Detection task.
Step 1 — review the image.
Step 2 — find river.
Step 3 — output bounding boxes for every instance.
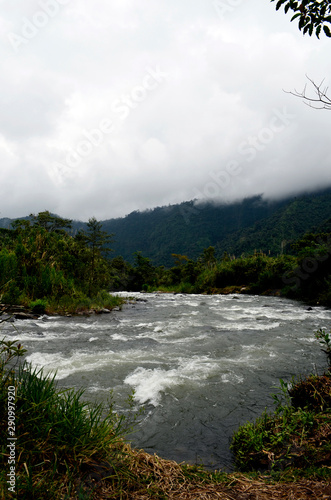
[3,292,331,470]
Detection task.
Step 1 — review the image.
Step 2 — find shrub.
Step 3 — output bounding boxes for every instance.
[29,299,48,315]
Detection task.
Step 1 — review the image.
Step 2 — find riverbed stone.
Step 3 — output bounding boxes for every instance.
[14,312,39,320]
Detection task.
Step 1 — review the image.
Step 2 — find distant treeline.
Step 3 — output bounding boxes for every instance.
[99,188,331,266]
[0,211,331,311]
[110,234,331,306]
[2,188,331,267]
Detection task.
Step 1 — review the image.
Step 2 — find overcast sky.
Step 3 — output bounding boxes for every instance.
[0,0,330,221]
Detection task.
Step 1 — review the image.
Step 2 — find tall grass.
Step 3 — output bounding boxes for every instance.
[46,290,125,315]
[0,338,135,499]
[231,374,331,481]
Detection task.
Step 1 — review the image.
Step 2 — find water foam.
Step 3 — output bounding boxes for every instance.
[124,356,219,406]
[111,333,129,342]
[26,349,116,380]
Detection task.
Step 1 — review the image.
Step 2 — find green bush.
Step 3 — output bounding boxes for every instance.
[29,299,48,315]
[231,373,331,479]
[2,283,21,305]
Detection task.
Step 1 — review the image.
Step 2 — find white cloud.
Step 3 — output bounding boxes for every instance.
[0,0,330,220]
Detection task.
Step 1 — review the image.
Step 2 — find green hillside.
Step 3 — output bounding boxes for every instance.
[101,188,331,265]
[100,195,289,266]
[1,188,331,267]
[221,190,331,258]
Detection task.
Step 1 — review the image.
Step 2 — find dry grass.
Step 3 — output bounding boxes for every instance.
[74,444,331,500]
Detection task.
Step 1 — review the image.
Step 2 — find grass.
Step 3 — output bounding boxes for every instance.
[0,338,134,499]
[2,289,127,317]
[230,330,331,484]
[40,290,126,316]
[1,332,331,499]
[231,374,331,482]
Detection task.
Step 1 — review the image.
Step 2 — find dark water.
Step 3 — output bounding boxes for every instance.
[3,292,331,470]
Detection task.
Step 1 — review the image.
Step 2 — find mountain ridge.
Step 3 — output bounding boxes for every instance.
[1,188,331,266]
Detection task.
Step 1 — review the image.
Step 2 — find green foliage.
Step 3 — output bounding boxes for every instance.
[283,233,331,306]
[29,210,73,232]
[0,212,121,313]
[271,0,331,37]
[231,371,331,479]
[2,200,331,306]
[78,217,113,296]
[107,228,331,305]
[0,339,138,499]
[129,252,158,291]
[0,337,27,386]
[289,373,331,412]
[108,255,133,291]
[98,194,292,266]
[29,299,48,315]
[3,190,331,270]
[315,328,331,367]
[88,189,331,267]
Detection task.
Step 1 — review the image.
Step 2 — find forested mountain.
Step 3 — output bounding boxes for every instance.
[99,188,331,266]
[100,195,288,266]
[220,190,331,258]
[1,188,331,267]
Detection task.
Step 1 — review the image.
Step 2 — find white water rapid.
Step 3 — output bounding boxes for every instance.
[3,292,331,469]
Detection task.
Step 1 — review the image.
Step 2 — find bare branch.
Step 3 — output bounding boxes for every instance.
[284,75,331,110]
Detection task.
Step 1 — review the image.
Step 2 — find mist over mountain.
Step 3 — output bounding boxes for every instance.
[1,188,331,267]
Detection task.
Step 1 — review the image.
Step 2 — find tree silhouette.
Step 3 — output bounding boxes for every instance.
[271,0,331,38]
[81,217,113,295]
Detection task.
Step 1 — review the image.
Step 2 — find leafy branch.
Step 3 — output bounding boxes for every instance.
[271,0,331,38]
[314,328,331,367]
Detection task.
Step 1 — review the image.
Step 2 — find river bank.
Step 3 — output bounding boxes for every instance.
[1,293,331,498]
[1,338,330,499]
[0,292,127,320]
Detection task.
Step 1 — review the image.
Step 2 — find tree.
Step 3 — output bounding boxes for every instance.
[271,0,331,38]
[80,217,113,295]
[285,75,331,110]
[29,211,72,232]
[200,246,217,270]
[131,252,157,291]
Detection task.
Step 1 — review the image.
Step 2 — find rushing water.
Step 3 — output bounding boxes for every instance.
[3,292,331,470]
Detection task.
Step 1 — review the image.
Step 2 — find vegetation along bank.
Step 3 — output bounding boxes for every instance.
[0,331,330,499]
[0,210,331,498]
[1,209,331,314]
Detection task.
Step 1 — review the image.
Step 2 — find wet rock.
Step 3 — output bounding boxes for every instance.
[14,312,39,320]
[0,314,15,322]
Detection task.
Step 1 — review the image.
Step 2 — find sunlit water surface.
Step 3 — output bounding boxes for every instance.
[4,292,331,470]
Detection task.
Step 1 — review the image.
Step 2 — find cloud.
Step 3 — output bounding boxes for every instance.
[0,0,330,220]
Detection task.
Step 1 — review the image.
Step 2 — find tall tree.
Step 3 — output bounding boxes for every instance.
[81,217,113,295]
[200,246,217,270]
[29,211,72,232]
[271,0,331,37]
